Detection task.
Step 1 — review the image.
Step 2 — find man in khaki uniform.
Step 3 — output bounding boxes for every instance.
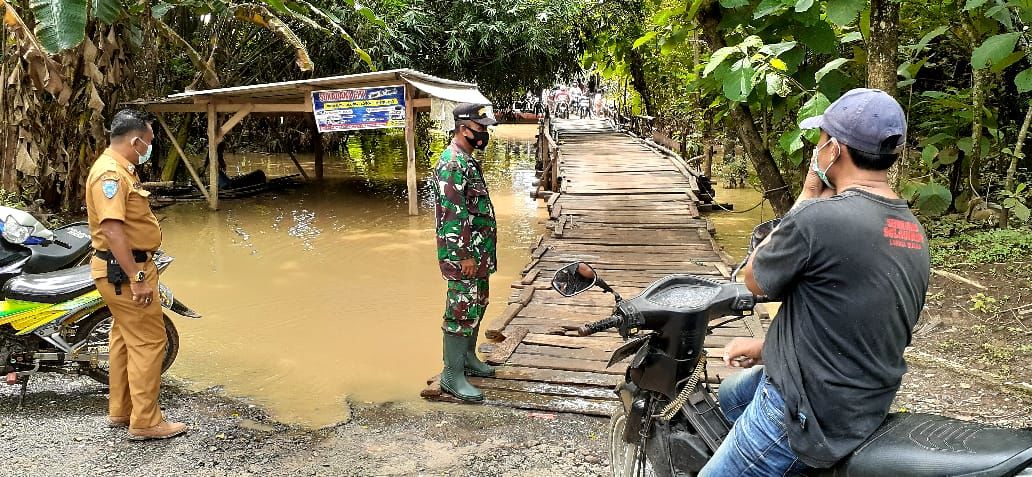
[85,109,186,440]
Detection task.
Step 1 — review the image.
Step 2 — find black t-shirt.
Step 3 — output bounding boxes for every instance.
[754,189,930,467]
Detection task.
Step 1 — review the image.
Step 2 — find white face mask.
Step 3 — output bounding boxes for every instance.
[810,138,838,189]
[132,137,153,164]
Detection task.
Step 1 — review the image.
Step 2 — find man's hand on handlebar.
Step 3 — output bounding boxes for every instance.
[723,337,764,368]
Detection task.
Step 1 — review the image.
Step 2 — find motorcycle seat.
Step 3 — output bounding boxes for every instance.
[23,223,92,274]
[2,265,96,304]
[811,413,1032,477]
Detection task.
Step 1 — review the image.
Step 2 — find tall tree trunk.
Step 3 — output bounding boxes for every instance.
[697,1,794,214]
[627,49,654,116]
[1006,101,1032,193]
[869,0,901,189]
[967,68,991,197]
[956,0,989,200]
[1002,101,1032,227]
[867,0,899,97]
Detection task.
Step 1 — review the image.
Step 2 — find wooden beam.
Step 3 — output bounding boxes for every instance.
[206,103,219,210]
[217,104,254,142]
[411,97,431,108]
[145,103,311,113]
[286,150,311,182]
[405,83,418,216]
[302,114,324,181]
[154,113,211,204]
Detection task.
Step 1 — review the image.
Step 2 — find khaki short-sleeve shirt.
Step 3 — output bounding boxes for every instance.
[85,148,161,278]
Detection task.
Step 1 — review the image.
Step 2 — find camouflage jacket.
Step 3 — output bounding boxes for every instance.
[434,145,497,280]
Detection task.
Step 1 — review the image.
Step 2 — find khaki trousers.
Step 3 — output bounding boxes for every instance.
[94,259,165,429]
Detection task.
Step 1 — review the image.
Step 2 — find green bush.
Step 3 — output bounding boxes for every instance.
[930,228,1032,266]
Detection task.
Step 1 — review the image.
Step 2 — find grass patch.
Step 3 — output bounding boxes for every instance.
[930,228,1032,267]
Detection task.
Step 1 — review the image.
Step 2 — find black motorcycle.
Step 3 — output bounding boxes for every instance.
[0,206,93,286]
[550,220,1032,477]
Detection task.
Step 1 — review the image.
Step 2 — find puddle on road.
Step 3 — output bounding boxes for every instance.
[156,125,545,427]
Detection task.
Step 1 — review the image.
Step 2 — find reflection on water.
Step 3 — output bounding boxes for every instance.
[706,186,778,262]
[157,125,545,427]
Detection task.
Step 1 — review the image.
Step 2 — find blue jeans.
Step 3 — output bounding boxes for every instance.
[698,366,809,477]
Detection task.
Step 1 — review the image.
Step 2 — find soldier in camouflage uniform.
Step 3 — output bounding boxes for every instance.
[433,103,498,402]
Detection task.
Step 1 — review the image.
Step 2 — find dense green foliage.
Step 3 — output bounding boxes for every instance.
[585,0,1032,227]
[367,0,583,102]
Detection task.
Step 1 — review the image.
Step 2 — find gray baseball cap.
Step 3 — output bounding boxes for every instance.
[799,88,907,155]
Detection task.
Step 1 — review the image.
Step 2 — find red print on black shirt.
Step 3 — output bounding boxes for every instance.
[883,218,924,250]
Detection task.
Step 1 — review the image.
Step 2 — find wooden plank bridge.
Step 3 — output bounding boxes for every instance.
[422,119,766,415]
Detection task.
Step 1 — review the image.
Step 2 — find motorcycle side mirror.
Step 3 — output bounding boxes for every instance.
[748,218,782,254]
[552,262,599,297]
[732,218,783,282]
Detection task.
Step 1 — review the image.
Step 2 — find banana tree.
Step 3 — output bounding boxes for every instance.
[0,0,381,209]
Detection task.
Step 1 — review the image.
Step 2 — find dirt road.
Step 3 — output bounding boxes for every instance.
[0,375,608,477]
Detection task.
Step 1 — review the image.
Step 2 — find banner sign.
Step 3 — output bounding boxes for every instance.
[311,85,406,132]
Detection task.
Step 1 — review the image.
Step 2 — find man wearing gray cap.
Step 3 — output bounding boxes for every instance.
[704,89,931,475]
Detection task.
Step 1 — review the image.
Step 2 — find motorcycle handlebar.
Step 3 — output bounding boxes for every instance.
[577,315,622,336]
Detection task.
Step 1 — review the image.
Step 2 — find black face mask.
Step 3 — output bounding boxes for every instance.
[464,126,490,151]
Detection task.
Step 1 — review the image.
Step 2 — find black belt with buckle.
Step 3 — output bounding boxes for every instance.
[95,249,151,296]
[95,249,150,263]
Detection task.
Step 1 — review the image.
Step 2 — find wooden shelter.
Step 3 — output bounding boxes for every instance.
[134,69,492,213]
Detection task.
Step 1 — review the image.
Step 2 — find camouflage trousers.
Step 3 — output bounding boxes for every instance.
[442,278,490,336]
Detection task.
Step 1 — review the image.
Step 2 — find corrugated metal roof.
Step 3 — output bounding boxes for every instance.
[134,69,489,106]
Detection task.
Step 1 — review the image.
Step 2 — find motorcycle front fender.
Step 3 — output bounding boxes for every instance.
[157,282,201,318]
[167,297,201,319]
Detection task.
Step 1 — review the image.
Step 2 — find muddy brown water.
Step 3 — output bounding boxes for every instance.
[705,186,778,262]
[157,125,545,427]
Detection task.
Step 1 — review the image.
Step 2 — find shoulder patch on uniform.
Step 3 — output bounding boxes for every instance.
[102,179,119,199]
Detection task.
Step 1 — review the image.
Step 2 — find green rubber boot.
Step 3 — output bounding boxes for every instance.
[465,324,496,377]
[441,333,484,402]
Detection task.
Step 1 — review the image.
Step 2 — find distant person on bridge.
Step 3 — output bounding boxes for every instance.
[432,103,499,402]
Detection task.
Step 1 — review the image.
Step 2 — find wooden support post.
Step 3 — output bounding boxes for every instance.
[302,92,324,181]
[313,121,324,181]
[207,103,219,210]
[155,113,211,204]
[404,84,418,216]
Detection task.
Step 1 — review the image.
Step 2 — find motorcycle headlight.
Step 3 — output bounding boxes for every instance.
[2,215,31,244]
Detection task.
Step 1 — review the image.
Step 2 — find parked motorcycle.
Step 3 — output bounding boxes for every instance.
[0,207,200,406]
[551,220,1032,477]
[0,206,93,286]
